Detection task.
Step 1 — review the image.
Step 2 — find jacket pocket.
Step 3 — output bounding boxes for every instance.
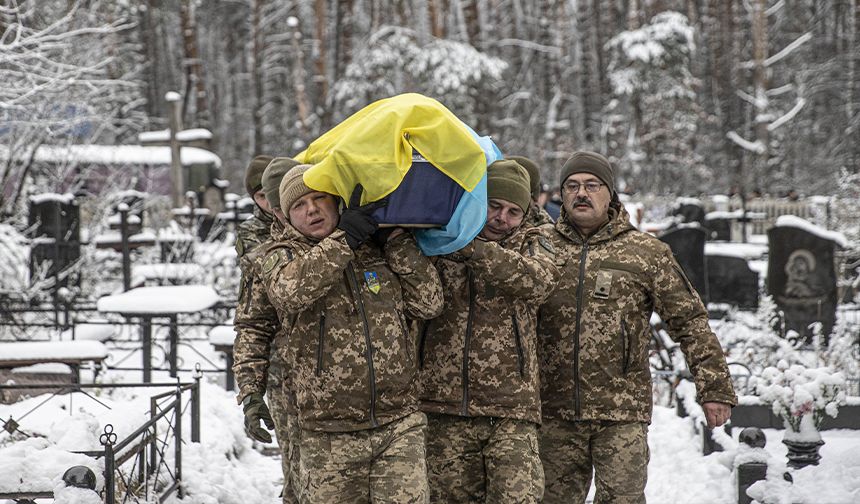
[512,314,525,378]
[315,311,326,376]
[620,319,631,375]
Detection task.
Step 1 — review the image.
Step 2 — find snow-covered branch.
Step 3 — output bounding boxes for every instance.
[764,32,812,67]
[768,98,806,131]
[727,131,767,154]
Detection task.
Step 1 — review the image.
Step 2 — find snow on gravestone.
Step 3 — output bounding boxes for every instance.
[767,216,846,345]
[659,225,709,304]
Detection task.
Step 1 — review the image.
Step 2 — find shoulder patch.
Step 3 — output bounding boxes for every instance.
[538,235,555,254]
[262,250,282,273]
[235,237,245,257]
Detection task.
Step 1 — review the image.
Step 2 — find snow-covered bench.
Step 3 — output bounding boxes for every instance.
[59,322,120,342]
[208,324,236,391]
[0,341,109,383]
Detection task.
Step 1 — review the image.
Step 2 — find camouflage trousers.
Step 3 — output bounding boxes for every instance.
[296,411,429,504]
[425,413,544,504]
[540,418,649,504]
[271,389,299,504]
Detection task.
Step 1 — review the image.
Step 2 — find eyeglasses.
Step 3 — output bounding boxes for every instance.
[563,181,605,194]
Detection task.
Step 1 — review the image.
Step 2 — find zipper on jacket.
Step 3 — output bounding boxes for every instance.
[621,318,630,375]
[573,242,590,418]
[461,268,476,416]
[347,263,378,427]
[511,313,525,378]
[418,321,430,369]
[316,311,326,376]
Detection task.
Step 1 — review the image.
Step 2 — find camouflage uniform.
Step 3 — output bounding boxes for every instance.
[419,226,558,503]
[537,204,737,504]
[256,225,443,503]
[235,206,274,257]
[234,218,300,503]
[523,202,554,229]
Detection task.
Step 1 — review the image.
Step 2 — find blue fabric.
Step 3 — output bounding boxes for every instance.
[415,173,488,256]
[461,122,503,165]
[372,160,465,226]
[413,125,502,255]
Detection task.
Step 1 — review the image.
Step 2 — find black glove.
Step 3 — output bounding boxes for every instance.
[337,184,387,250]
[242,392,274,443]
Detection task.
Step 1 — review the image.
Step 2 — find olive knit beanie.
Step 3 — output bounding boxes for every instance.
[279,164,313,212]
[262,157,300,209]
[507,156,541,201]
[559,151,615,196]
[487,160,531,213]
[244,155,274,197]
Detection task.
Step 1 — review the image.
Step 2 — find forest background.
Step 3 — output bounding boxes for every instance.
[2,0,859,211]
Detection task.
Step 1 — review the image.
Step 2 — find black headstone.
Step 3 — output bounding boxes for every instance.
[705,216,732,241]
[28,195,81,288]
[672,202,706,226]
[659,226,709,304]
[767,224,839,344]
[28,195,80,241]
[707,254,759,309]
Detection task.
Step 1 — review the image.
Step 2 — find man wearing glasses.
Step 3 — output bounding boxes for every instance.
[537,151,737,504]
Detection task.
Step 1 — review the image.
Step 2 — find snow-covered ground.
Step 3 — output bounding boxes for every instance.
[2,220,859,503]
[3,372,858,503]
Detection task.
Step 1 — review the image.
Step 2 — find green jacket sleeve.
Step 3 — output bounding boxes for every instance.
[465,229,559,303]
[233,256,280,404]
[262,230,354,313]
[384,233,444,320]
[651,245,737,406]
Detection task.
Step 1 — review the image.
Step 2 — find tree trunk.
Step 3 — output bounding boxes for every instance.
[751,0,769,186]
[180,0,209,126]
[463,0,480,46]
[250,0,265,153]
[314,0,329,126]
[334,0,354,82]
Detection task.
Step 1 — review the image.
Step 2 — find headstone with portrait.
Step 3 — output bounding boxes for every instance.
[767,217,845,345]
[659,225,709,305]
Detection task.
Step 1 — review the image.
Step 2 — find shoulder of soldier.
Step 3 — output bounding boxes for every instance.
[505,225,556,256]
[617,229,671,257]
[255,240,299,276]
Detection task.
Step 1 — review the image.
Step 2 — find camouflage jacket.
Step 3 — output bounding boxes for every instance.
[538,205,737,424]
[256,226,443,432]
[233,219,289,406]
[235,206,273,258]
[419,226,559,424]
[523,202,554,229]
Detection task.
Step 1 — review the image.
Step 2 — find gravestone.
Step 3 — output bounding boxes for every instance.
[707,254,759,309]
[672,200,706,226]
[659,226,709,304]
[28,194,81,288]
[767,219,841,345]
[705,214,732,241]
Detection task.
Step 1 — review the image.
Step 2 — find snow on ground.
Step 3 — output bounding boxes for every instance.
[2,231,859,503]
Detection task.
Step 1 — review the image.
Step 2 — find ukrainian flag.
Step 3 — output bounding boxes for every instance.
[295,93,501,255]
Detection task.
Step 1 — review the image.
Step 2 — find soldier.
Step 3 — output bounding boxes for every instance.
[537,151,737,504]
[508,155,554,228]
[253,164,444,503]
[419,160,559,503]
[236,154,275,258]
[234,156,300,503]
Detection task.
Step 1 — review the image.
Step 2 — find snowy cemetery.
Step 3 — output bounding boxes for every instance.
[4,1,860,503]
[1,149,859,503]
